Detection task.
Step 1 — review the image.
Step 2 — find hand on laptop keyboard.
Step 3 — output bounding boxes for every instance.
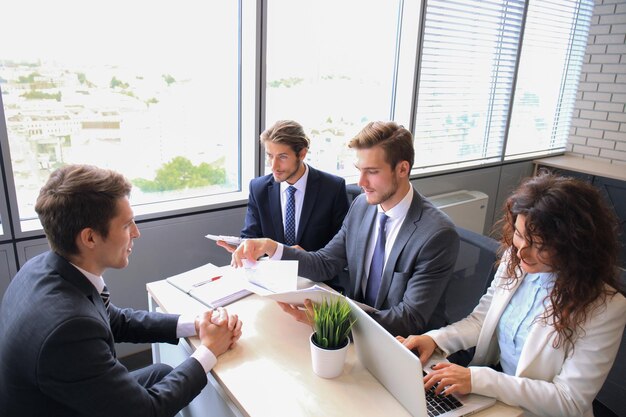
[423,362,472,396]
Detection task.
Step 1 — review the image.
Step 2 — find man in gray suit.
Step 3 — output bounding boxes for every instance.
[232,121,460,336]
[0,165,242,417]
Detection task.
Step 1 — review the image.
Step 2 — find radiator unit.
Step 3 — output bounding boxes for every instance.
[428,190,488,234]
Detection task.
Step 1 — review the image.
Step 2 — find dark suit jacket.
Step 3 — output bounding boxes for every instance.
[241,165,349,251]
[0,252,207,417]
[283,189,460,337]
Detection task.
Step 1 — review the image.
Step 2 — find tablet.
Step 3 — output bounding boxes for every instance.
[205,234,242,245]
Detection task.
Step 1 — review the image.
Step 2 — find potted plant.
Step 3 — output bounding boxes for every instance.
[308,297,356,378]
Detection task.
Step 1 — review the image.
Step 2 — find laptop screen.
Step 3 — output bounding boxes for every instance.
[347,298,496,417]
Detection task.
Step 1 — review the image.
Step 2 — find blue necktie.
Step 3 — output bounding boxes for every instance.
[365,213,389,306]
[284,186,297,246]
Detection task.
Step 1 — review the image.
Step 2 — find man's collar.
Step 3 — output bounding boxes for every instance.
[70,262,106,293]
[378,185,413,219]
[280,163,309,193]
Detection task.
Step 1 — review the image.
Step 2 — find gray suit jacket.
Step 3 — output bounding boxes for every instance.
[0,251,207,417]
[283,188,460,336]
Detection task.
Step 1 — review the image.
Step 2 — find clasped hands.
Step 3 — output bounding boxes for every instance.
[195,307,243,357]
[396,335,472,396]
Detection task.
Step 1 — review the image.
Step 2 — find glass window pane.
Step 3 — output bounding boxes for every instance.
[0,0,242,229]
[506,0,593,159]
[265,0,403,178]
[413,0,524,169]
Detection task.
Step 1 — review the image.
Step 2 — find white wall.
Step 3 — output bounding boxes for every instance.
[568,0,626,164]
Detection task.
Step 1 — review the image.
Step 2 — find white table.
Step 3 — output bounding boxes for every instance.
[147,278,523,417]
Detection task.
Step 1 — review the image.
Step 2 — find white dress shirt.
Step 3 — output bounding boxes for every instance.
[363,186,413,284]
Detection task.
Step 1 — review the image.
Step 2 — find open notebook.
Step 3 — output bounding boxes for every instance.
[166,263,252,308]
[166,260,301,308]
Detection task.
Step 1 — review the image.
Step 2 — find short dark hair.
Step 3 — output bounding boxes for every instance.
[260,120,310,155]
[35,165,132,257]
[348,121,414,169]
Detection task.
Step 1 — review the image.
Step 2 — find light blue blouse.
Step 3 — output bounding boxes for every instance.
[497,272,555,375]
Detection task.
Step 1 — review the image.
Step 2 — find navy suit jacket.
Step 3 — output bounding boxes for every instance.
[241,165,349,251]
[0,252,207,417]
[283,189,460,337]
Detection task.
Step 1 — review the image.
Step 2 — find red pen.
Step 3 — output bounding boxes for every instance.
[192,275,222,287]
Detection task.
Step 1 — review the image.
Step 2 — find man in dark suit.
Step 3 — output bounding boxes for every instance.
[232,121,460,337]
[217,120,349,252]
[217,120,350,291]
[0,165,242,417]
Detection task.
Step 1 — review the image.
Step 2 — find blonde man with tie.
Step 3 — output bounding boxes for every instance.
[232,121,460,337]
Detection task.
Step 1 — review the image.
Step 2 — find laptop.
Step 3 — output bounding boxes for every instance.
[347,298,496,417]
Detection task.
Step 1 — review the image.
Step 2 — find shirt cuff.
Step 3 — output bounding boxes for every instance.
[176,314,197,338]
[271,243,284,260]
[191,344,218,374]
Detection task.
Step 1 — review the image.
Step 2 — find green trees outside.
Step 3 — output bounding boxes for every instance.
[76,72,96,88]
[162,74,176,86]
[17,72,41,83]
[133,156,226,192]
[21,90,62,101]
[110,76,129,89]
[267,77,303,88]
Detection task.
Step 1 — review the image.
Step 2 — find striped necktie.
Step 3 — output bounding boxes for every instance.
[101,285,111,314]
[284,185,297,246]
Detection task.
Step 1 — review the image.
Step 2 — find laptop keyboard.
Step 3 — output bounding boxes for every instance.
[425,385,463,417]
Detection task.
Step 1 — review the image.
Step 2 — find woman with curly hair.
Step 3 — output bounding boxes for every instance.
[397,173,626,417]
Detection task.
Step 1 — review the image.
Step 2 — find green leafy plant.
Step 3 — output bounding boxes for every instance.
[309,297,356,349]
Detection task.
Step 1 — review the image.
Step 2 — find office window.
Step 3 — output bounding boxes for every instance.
[0,0,252,232]
[413,0,525,170]
[506,0,593,159]
[264,0,412,178]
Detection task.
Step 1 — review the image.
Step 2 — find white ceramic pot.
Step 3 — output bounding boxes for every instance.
[309,333,349,379]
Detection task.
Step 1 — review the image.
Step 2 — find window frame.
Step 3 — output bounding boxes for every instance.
[0,0,593,239]
[0,0,259,238]
[0,106,11,241]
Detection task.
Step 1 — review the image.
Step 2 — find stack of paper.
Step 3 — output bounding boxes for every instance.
[241,259,298,294]
[263,284,341,305]
[264,285,378,313]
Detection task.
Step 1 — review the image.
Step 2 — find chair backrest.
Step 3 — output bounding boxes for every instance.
[345,183,362,205]
[594,269,626,417]
[445,226,500,323]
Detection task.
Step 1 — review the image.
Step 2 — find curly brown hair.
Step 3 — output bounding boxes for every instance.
[497,172,622,349]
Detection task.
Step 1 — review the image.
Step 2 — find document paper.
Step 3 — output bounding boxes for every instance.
[242,259,298,294]
[166,263,222,294]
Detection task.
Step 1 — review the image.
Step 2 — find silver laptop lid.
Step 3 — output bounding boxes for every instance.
[348,298,497,417]
[348,298,427,417]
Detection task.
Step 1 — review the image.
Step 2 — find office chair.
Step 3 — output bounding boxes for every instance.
[445,226,500,324]
[593,268,626,417]
[345,184,362,205]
